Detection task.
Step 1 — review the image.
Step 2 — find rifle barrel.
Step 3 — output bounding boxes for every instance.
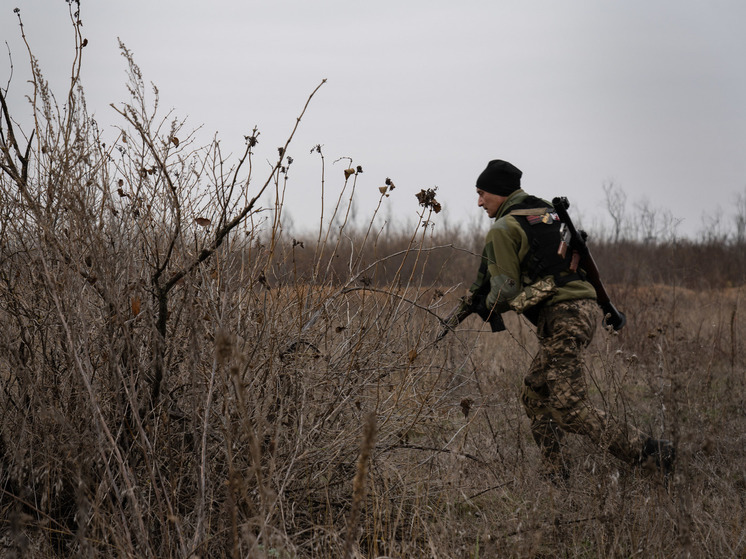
[552,196,626,331]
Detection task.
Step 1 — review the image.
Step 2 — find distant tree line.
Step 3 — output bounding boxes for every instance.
[279,180,746,291]
[600,180,746,246]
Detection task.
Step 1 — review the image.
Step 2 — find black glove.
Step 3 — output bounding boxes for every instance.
[472,292,506,332]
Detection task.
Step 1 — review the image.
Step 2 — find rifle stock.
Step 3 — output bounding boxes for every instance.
[552,197,626,330]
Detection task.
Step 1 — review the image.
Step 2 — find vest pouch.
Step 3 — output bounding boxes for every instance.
[509,276,557,314]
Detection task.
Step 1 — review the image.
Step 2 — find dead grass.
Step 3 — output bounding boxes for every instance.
[1,8,745,556]
[8,224,746,557]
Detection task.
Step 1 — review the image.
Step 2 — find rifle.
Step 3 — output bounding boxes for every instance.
[552,196,626,330]
[436,282,505,342]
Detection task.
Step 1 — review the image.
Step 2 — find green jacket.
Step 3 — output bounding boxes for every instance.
[468,189,596,317]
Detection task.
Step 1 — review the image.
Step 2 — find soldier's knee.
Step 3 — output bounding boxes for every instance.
[556,404,602,436]
[546,375,586,411]
[562,405,588,426]
[521,385,545,417]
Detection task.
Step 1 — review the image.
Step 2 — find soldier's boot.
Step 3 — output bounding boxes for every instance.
[537,431,570,485]
[539,456,570,485]
[531,419,570,484]
[639,438,675,478]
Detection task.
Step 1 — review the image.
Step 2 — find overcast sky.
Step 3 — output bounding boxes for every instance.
[3,1,746,239]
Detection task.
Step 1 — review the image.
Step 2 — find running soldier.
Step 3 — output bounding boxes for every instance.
[441,159,674,480]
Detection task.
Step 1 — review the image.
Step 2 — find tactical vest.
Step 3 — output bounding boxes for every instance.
[508,195,584,287]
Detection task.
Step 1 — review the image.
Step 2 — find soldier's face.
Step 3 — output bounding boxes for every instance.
[477,189,508,219]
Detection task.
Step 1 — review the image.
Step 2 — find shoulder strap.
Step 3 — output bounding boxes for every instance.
[508,207,552,217]
[506,195,554,217]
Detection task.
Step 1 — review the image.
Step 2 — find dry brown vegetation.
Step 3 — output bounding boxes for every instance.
[2,7,746,558]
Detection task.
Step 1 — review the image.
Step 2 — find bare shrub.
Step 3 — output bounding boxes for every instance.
[2,8,745,559]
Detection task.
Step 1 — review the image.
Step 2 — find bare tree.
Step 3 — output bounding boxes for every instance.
[657,207,683,244]
[733,188,746,245]
[700,206,729,244]
[634,197,658,244]
[633,199,684,245]
[603,180,627,243]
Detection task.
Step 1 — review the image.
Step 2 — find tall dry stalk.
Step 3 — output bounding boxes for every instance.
[342,412,377,559]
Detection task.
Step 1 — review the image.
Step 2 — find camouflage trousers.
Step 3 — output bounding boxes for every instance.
[521,299,647,468]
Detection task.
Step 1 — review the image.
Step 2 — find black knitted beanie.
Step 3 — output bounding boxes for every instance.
[476,159,522,196]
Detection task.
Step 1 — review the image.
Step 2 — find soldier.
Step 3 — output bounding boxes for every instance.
[441,159,674,480]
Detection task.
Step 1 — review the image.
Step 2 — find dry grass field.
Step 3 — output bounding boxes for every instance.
[2,9,746,556]
[1,229,744,558]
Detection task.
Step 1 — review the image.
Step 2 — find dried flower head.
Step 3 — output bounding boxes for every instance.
[416,188,442,213]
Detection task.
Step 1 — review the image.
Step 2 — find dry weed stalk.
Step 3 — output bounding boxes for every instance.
[342,412,376,559]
